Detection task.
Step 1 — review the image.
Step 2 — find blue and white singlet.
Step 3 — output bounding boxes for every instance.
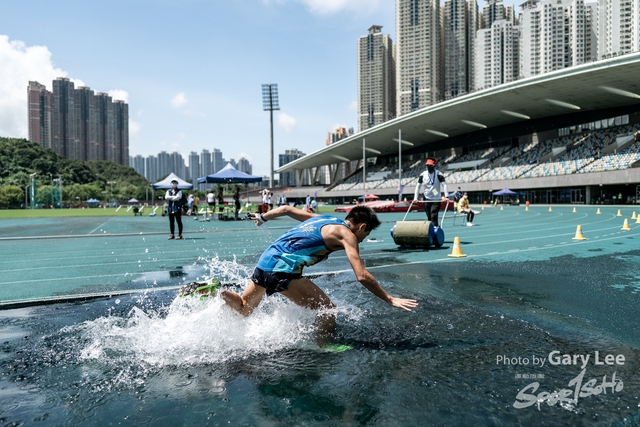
[256,216,349,274]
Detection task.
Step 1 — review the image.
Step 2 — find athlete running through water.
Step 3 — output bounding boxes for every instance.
[220,205,418,344]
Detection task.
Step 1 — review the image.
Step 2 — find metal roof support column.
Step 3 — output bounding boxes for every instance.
[363,138,366,198]
[295,169,303,187]
[398,128,402,201]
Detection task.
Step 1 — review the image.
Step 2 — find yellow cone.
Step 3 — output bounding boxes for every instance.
[596,208,601,214]
[572,225,587,240]
[621,218,632,231]
[617,209,622,217]
[636,215,640,224]
[572,207,577,213]
[500,206,504,211]
[549,206,553,212]
[525,206,529,211]
[448,236,467,258]
[633,212,637,220]
[481,206,484,210]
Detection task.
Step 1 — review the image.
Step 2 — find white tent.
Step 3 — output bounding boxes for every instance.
[152,173,193,190]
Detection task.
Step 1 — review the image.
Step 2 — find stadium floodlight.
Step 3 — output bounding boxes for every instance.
[262,84,280,188]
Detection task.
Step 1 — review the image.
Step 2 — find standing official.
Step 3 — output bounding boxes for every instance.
[414,157,448,227]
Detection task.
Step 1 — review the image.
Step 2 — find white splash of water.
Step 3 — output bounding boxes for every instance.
[74,294,318,368]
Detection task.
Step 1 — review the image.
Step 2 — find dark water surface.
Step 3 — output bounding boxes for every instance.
[2,249,640,426]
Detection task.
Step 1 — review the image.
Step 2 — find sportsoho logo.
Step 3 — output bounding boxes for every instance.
[496,351,626,410]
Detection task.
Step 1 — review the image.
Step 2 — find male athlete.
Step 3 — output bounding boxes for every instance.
[219,205,418,342]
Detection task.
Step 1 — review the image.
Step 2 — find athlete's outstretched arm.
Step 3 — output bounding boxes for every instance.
[338,229,418,312]
[249,205,317,226]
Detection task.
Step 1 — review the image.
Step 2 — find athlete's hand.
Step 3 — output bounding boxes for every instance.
[248,213,263,226]
[389,297,418,312]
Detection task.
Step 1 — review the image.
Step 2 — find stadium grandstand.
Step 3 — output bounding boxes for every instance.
[276,53,640,206]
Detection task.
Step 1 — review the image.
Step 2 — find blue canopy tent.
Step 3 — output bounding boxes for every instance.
[492,188,517,196]
[86,198,101,207]
[198,163,262,184]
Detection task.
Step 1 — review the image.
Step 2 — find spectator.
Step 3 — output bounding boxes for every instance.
[192,194,199,216]
[233,187,241,220]
[206,189,215,217]
[458,192,476,227]
[187,194,194,215]
[165,179,183,240]
[217,187,225,220]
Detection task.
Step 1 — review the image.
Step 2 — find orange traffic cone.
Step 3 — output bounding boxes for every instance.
[572,225,587,240]
[621,218,632,231]
[572,207,577,213]
[617,209,623,217]
[596,208,602,214]
[447,236,467,258]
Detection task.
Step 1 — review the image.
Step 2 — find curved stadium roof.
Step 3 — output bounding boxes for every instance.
[277,53,640,174]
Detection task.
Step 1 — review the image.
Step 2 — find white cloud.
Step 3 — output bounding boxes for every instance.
[129,119,141,135]
[171,92,188,108]
[277,112,297,133]
[108,89,129,103]
[301,0,380,14]
[262,0,381,15]
[0,35,69,138]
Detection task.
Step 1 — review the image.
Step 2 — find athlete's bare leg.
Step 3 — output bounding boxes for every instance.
[281,277,336,345]
[221,281,266,316]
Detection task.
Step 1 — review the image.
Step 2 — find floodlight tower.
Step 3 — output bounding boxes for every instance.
[262,84,280,188]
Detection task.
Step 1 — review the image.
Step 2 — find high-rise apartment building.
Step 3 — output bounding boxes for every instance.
[482,0,515,28]
[443,0,480,99]
[279,149,306,187]
[28,78,129,165]
[75,86,97,161]
[596,0,640,59]
[520,0,597,78]
[475,19,520,90]
[52,78,78,160]
[212,148,224,173]
[357,25,396,131]
[188,151,200,182]
[130,155,145,177]
[395,0,443,116]
[27,81,53,150]
[238,157,252,175]
[325,127,354,146]
[145,155,158,182]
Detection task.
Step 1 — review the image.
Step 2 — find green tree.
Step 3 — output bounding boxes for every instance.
[0,185,24,208]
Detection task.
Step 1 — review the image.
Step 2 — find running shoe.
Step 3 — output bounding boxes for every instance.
[467,222,474,227]
[168,235,175,239]
[322,343,353,353]
[178,278,221,299]
[176,235,183,240]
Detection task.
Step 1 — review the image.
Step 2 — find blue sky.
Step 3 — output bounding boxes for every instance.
[0,0,517,177]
